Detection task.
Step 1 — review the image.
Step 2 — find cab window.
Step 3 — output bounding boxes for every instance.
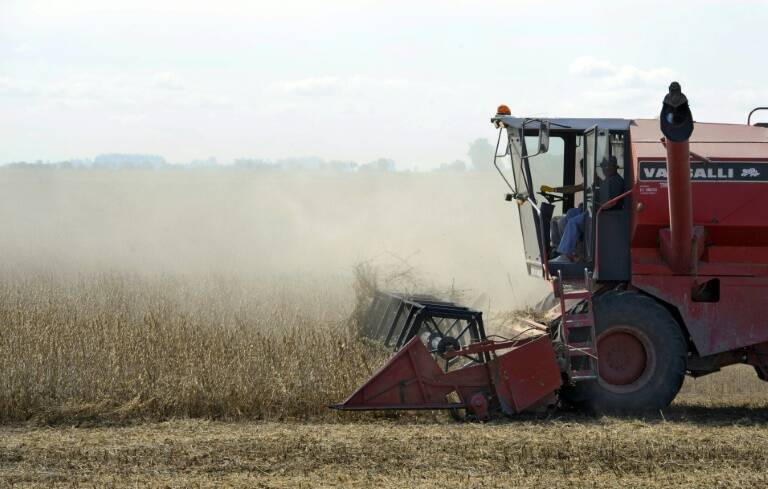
[524,135,565,215]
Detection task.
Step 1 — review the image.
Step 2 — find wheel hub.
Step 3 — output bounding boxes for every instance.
[597,326,654,391]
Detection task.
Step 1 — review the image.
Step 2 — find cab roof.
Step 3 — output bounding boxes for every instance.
[491,116,631,131]
[491,115,768,159]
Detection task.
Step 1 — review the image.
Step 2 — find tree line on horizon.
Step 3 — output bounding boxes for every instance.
[2,139,497,173]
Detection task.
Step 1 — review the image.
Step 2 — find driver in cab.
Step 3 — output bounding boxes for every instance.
[546,156,624,264]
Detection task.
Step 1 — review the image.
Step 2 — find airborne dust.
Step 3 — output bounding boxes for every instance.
[0,167,548,311]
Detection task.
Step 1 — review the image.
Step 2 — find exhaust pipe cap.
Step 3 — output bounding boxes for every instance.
[660,81,694,142]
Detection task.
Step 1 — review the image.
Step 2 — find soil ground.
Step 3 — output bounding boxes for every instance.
[2,414,768,488]
[3,367,768,489]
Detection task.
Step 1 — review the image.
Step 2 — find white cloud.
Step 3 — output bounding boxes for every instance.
[570,56,674,88]
[47,75,111,101]
[0,73,226,113]
[559,57,679,118]
[277,75,408,96]
[0,76,40,97]
[11,42,35,55]
[151,72,184,91]
[699,85,768,123]
[109,113,148,125]
[569,57,616,78]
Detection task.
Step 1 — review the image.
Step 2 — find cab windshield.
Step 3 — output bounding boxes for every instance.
[494,124,550,275]
[496,126,566,210]
[524,136,565,214]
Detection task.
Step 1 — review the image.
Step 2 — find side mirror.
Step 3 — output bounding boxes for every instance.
[538,121,550,154]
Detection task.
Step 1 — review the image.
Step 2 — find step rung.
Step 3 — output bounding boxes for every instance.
[562,290,591,300]
[567,341,596,358]
[564,317,594,328]
[564,312,593,318]
[571,368,597,375]
[568,346,597,358]
[571,373,598,381]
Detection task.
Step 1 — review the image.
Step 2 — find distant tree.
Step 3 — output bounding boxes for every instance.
[325,160,359,172]
[232,157,361,172]
[67,158,92,168]
[233,158,280,171]
[359,158,396,173]
[277,156,325,171]
[93,154,168,169]
[467,138,495,171]
[189,157,218,167]
[434,159,467,172]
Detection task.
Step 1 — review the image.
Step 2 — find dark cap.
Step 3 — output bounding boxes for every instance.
[600,155,618,168]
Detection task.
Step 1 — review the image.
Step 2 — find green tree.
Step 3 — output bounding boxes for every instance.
[467,138,494,171]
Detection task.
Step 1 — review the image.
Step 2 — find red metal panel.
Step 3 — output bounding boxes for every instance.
[492,336,562,413]
[630,120,768,272]
[633,259,768,277]
[334,337,490,410]
[631,168,768,252]
[632,274,768,356]
[334,335,562,415]
[705,246,768,263]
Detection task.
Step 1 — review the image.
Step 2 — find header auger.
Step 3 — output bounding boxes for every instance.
[333,83,768,419]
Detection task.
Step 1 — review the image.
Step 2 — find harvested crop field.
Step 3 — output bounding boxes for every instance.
[3,394,768,488]
[2,169,768,488]
[1,272,768,488]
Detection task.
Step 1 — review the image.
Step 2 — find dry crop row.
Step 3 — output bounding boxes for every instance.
[0,270,386,423]
[1,268,767,424]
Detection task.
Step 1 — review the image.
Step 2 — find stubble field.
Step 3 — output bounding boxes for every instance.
[1,168,767,488]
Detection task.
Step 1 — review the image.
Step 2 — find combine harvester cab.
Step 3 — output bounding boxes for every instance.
[335,83,768,419]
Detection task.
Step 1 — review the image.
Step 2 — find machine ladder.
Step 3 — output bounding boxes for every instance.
[557,270,599,382]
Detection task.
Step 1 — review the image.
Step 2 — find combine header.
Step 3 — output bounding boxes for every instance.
[359,292,487,355]
[334,83,768,418]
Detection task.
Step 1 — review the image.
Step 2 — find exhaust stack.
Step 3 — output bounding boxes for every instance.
[659,82,700,274]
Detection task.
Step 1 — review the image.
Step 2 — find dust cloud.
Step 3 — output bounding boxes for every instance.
[0,168,548,310]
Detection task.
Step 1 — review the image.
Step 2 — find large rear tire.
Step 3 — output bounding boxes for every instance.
[563,291,687,412]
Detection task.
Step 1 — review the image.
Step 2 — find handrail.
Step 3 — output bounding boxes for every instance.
[492,126,516,193]
[748,107,768,126]
[593,189,633,279]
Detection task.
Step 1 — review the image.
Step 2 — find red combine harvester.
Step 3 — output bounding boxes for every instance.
[333,83,768,419]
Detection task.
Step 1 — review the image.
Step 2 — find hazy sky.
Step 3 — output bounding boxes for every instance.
[2,1,767,168]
